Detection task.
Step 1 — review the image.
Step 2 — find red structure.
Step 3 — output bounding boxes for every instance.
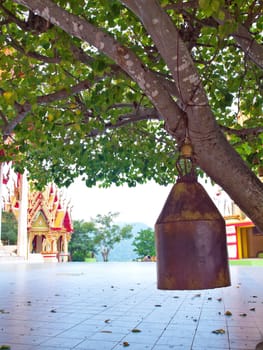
[225,215,263,259]
[1,163,74,262]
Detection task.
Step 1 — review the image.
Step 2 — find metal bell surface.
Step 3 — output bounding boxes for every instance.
[155,180,231,290]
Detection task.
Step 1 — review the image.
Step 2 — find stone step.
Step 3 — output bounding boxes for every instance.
[28,253,44,263]
[0,255,25,263]
[0,245,17,257]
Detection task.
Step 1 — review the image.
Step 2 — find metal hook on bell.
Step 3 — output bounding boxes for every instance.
[176,137,196,183]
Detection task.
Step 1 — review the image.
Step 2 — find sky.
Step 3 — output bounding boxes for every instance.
[66,177,219,228]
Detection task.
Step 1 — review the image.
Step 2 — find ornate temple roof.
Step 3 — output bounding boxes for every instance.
[28,183,73,233]
[2,163,73,234]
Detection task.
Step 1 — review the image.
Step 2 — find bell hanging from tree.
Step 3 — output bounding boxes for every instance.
[155,137,231,290]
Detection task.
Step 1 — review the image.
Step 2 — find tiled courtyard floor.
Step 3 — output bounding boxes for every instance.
[0,262,263,350]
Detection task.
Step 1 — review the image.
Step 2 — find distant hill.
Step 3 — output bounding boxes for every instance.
[96,222,151,262]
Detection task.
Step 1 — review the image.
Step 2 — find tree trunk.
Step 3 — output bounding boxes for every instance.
[188,106,263,229]
[101,248,109,262]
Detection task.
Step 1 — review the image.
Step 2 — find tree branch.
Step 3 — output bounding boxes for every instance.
[122,0,207,110]
[6,35,61,63]
[37,79,91,104]
[244,0,263,27]
[216,7,263,69]
[86,108,160,137]
[164,1,263,69]
[0,110,9,126]
[221,124,263,138]
[0,2,29,30]
[55,106,160,139]
[0,78,92,136]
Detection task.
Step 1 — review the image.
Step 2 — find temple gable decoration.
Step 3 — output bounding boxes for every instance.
[27,184,73,261]
[2,165,73,262]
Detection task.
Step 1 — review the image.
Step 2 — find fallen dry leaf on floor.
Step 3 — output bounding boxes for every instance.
[123,341,130,347]
[224,310,232,316]
[131,328,141,333]
[250,308,256,311]
[101,330,112,333]
[0,310,9,314]
[193,293,201,298]
[104,319,111,323]
[239,313,247,317]
[212,329,226,334]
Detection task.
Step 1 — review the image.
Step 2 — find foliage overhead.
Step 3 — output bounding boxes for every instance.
[132,228,156,259]
[0,0,261,190]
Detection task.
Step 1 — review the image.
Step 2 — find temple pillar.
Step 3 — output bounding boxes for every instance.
[28,233,33,253]
[63,234,69,254]
[52,235,58,253]
[58,234,69,262]
[17,172,28,258]
[0,163,3,246]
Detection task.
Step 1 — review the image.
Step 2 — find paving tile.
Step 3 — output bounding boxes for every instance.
[153,346,192,350]
[228,325,262,340]
[192,347,230,350]
[0,325,62,337]
[156,335,193,347]
[230,338,260,349]
[1,262,263,350]
[115,344,152,350]
[192,335,230,349]
[0,345,36,350]
[106,319,139,329]
[39,335,84,348]
[122,331,160,345]
[0,333,48,346]
[33,347,72,350]
[74,339,117,349]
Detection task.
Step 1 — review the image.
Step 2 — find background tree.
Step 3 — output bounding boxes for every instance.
[68,219,97,261]
[0,1,262,229]
[92,212,133,262]
[132,228,156,260]
[1,211,17,245]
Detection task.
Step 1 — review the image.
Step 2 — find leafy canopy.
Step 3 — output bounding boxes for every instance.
[132,228,156,259]
[68,219,97,261]
[0,0,262,189]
